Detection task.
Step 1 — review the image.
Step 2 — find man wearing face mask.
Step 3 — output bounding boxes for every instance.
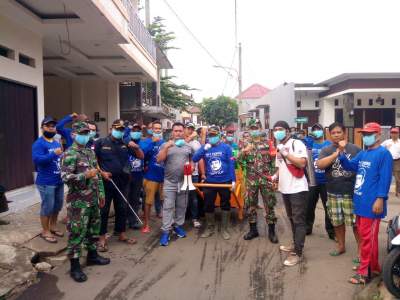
[61,122,110,282]
[273,120,309,266]
[86,121,99,150]
[32,116,64,244]
[157,122,194,246]
[193,125,236,240]
[338,122,393,285]
[126,123,145,229]
[239,119,278,243]
[142,120,165,233]
[95,119,137,251]
[305,123,335,240]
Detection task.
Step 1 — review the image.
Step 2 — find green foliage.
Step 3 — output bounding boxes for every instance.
[200,96,238,127]
[147,16,177,52]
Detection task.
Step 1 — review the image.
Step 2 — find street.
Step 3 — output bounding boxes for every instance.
[16,194,387,300]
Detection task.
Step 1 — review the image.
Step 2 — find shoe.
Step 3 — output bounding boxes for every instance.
[221,211,231,240]
[129,223,142,230]
[283,254,302,266]
[306,228,312,235]
[328,231,336,241]
[201,213,215,238]
[279,244,295,252]
[193,219,201,228]
[173,226,187,238]
[86,250,111,266]
[244,222,259,240]
[70,258,87,283]
[141,225,151,234]
[268,224,279,244]
[160,231,170,246]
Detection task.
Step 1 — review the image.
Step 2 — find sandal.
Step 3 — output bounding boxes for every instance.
[50,230,64,237]
[352,257,360,264]
[329,249,345,257]
[119,237,137,245]
[40,234,57,244]
[349,274,369,285]
[97,242,108,252]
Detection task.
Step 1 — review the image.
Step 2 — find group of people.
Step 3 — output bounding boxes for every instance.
[32,112,399,285]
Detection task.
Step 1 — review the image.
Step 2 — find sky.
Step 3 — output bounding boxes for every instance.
[144,0,400,102]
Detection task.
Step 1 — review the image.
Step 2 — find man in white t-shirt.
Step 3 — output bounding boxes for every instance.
[382,126,400,197]
[273,120,309,267]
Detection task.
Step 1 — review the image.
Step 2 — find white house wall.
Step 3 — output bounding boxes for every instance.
[265,83,297,128]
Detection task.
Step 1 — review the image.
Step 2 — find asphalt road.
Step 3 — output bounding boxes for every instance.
[18,194,392,300]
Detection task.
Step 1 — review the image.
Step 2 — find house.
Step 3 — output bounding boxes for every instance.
[0,0,164,193]
[181,106,204,126]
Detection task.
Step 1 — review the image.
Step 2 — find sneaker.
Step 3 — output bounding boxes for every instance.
[279,244,295,252]
[283,254,302,266]
[193,219,201,228]
[160,231,170,246]
[173,226,187,238]
[141,225,151,234]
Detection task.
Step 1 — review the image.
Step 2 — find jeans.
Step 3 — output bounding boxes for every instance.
[187,175,199,219]
[306,184,334,235]
[37,184,64,216]
[100,177,128,235]
[127,176,143,227]
[282,192,308,256]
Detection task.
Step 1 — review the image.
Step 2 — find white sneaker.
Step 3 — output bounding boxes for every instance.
[279,244,294,252]
[193,219,201,228]
[283,254,302,266]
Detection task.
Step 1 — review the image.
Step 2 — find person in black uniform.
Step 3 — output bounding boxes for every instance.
[95,119,141,251]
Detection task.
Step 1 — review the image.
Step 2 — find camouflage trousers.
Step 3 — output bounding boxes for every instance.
[245,179,277,224]
[67,201,100,259]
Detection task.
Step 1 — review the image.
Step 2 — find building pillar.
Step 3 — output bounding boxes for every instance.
[342,93,355,127]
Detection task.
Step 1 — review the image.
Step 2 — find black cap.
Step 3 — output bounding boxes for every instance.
[41,116,57,126]
[311,123,323,131]
[273,120,290,130]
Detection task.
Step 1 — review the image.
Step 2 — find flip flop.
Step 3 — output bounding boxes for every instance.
[40,234,57,244]
[50,230,64,237]
[119,237,137,245]
[329,249,345,256]
[349,274,369,285]
[352,257,360,264]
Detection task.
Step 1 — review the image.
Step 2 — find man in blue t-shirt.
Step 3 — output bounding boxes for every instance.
[339,122,393,284]
[32,116,64,244]
[193,125,236,240]
[305,123,335,240]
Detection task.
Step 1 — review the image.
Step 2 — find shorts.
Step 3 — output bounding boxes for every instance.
[327,193,355,227]
[37,184,64,216]
[143,179,163,205]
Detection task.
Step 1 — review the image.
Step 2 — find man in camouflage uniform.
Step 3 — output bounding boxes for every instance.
[62,122,110,283]
[239,119,279,243]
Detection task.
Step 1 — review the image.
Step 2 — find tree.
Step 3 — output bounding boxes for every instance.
[200,96,238,127]
[148,17,196,110]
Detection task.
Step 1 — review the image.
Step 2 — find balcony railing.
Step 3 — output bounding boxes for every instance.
[122,0,156,60]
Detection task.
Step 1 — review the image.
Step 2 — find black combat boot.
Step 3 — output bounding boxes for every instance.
[268,224,279,244]
[86,250,111,266]
[70,258,87,283]
[244,222,259,240]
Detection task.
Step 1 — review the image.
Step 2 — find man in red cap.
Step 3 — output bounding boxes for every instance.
[382,126,400,197]
[338,122,393,284]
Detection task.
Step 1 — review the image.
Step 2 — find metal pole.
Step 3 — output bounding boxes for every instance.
[145,0,150,27]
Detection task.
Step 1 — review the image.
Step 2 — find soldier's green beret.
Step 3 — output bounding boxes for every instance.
[248,118,260,129]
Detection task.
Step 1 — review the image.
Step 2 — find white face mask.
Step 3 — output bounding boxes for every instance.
[54,134,62,141]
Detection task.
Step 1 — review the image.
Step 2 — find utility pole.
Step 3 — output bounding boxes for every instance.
[145,0,150,27]
[238,42,242,95]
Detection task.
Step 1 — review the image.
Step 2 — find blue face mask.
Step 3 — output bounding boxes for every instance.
[153,133,162,139]
[273,130,286,141]
[250,130,260,137]
[75,134,90,146]
[130,131,142,140]
[363,134,376,147]
[111,129,123,139]
[175,139,185,147]
[147,129,153,135]
[89,130,96,139]
[312,130,324,139]
[226,136,234,142]
[209,135,220,145]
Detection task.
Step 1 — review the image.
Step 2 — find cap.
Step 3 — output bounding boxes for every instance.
[311,123,323,131]
[360,122,381,134]
[131,123,141,129]
[41,116,57,126]
[273,120,290,130]
[208,125,220,134]
[248,118,260,129]
[186,122,196,129]
[390,127,399,133]
[112,119,125,129]
[72,121,90,134]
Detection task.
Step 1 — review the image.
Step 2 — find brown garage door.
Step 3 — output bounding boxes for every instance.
[297,110,320,128]
[0,79,37,191]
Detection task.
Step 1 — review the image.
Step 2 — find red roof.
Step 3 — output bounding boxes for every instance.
[236,84,270,100]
